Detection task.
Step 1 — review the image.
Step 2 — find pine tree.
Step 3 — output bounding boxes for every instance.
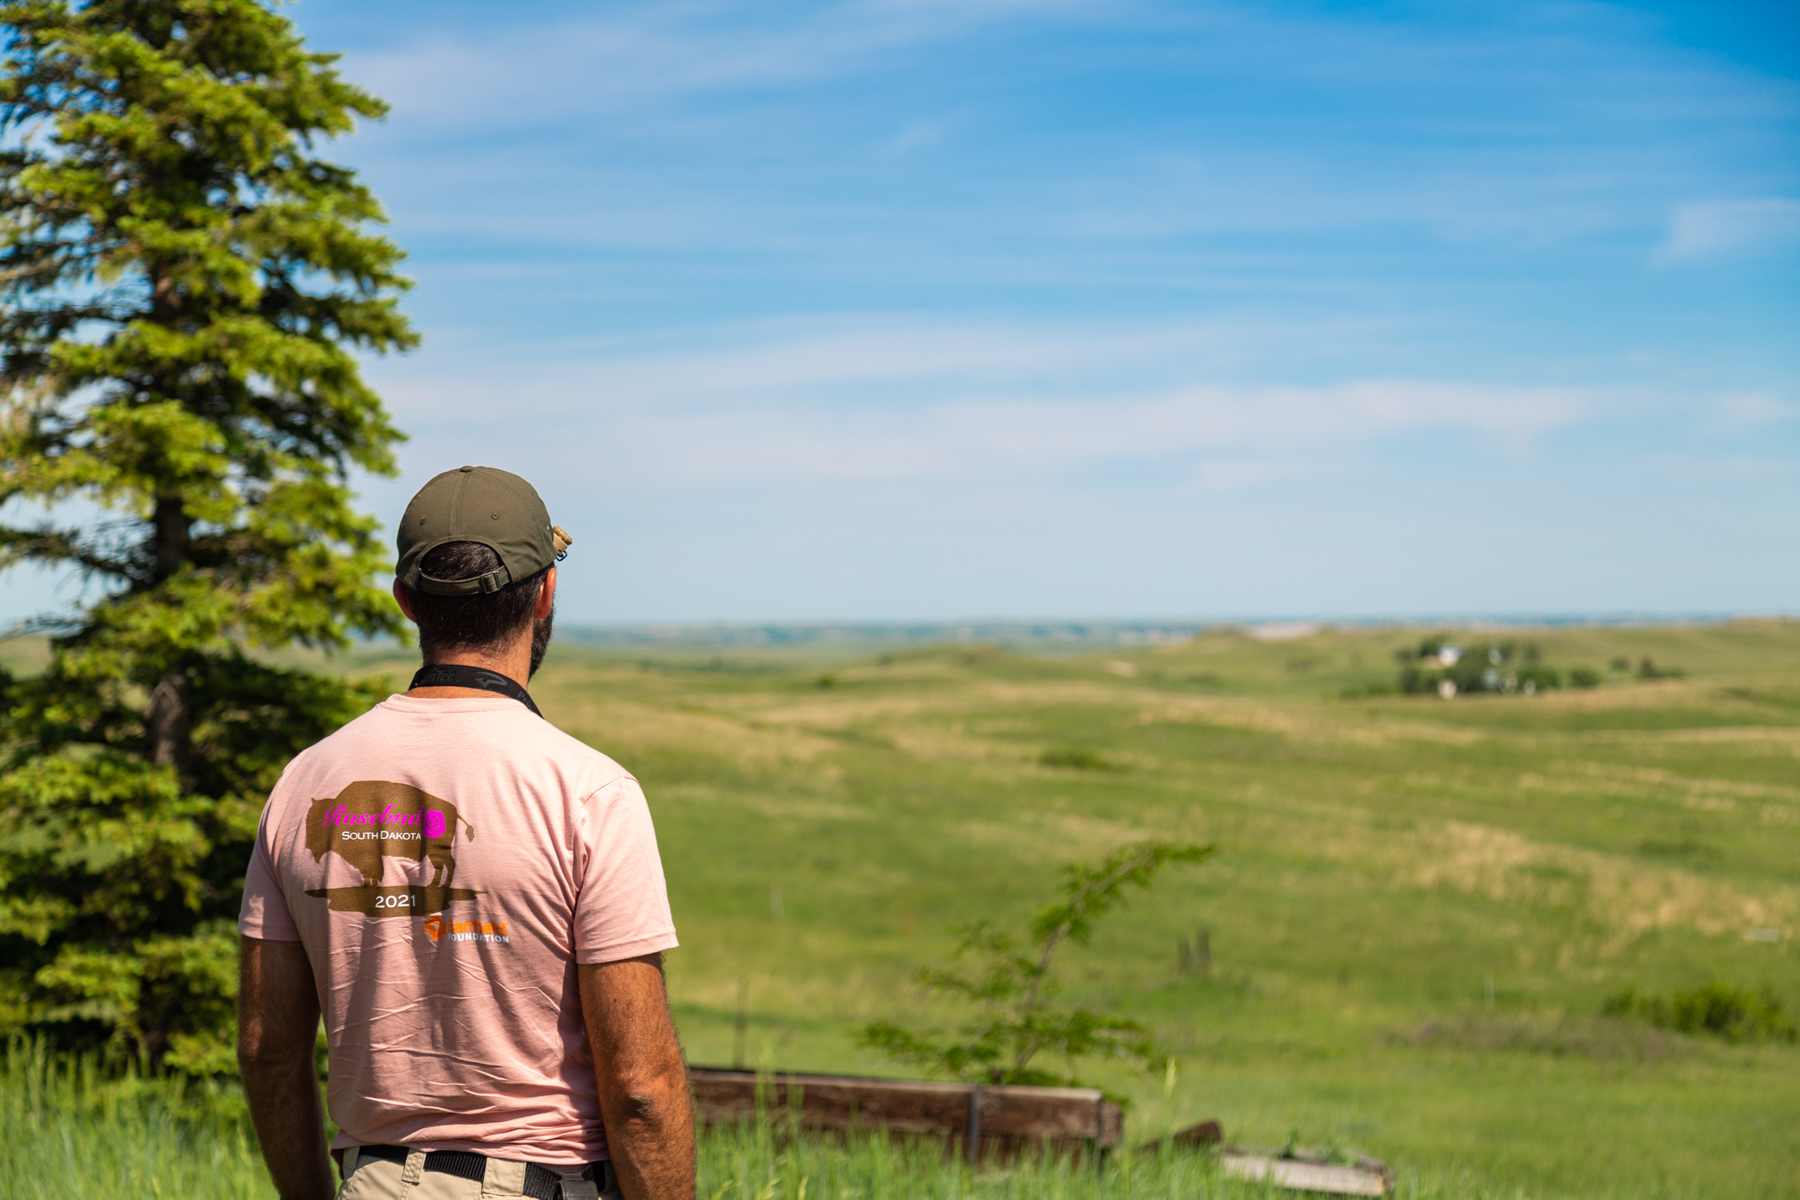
[0,0,415,1073]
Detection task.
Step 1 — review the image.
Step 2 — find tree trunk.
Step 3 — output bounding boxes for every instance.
[147,494,191,777]
[147,673,189,773]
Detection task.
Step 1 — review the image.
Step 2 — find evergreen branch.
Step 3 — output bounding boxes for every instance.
[0,523,140,581]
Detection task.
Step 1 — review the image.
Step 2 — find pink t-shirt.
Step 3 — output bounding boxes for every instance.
[238,694,678,1166]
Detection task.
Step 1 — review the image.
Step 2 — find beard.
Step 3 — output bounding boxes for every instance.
[528,601,555,679]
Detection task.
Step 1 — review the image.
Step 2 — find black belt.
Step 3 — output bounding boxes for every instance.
[349,1144,612,1199]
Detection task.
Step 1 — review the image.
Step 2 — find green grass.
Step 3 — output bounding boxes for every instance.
[0,1041,1534,1198]
[3,1042,261,1200]
[8,619,1800,1196]
[541,619,1800,1199]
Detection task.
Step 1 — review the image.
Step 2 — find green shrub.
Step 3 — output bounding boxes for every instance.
[1397,666,1435,694]
[1568,668,1601,689]
[1038,747,1118,771]
[1603,983,1797,1044]
[1516,666,1562,691]
[861,840,1211,1089]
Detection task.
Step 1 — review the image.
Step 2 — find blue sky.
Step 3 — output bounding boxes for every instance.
[10,0,1800,624]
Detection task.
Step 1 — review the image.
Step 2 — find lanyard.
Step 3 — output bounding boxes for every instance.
[408,663,542,717]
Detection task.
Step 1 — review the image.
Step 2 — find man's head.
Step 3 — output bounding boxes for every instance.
[391,466,572,677]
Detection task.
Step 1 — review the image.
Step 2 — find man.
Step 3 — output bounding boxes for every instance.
[237,465,694,1200]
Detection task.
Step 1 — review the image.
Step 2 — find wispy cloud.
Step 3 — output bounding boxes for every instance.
[367,318,1596,488]
[1656,198,1800,263]
[372,315,1394,411]
[1055,148,1674,248]
[1716,392,1796,427]
[595,379,1589,486]
[1641,452,1794,485]
[346,0,1092,127]
[336,0,1800,281]
[877,119,947,159]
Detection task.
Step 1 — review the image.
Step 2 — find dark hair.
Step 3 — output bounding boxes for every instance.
[404,541,546,657]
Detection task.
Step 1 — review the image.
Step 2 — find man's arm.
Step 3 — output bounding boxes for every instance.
[238,935,334,1200]
[579,953,694,1200]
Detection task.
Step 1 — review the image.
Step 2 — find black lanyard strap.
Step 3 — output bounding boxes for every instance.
[409,664,542,717]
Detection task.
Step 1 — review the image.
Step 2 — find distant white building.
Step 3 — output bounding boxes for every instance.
[1435,644,1462,667]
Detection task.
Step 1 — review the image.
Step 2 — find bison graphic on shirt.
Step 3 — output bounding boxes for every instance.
[304,780,475,889]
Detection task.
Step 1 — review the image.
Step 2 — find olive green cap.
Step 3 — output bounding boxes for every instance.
[395,465,573,595]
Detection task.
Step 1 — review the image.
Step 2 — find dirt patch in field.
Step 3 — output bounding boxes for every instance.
[759,677,1491,761]
[1583,858,1793,947]
[1129,696,1309,738]
[881,721,1017,766]
[1560,762,1800,806]
[957,809,1147,858]
[755,679,1138,729]
[1530,681,1710,711]
[561,698,843,768]
[1411,821,1541,888]
[1343,716,1488,748]
[1380,821,1798,949]
[1657,726,1800,756]
[1134,693,1489,752]
[756,691,969,728]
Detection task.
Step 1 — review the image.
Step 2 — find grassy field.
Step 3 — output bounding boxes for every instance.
[0,1039,1575,1199]
[7,620,1799,1196]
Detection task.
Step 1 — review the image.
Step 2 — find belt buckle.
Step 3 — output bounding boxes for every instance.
[556,1168,601,1200]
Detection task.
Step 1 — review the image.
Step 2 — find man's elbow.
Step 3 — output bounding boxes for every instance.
[604,1063,689,1125]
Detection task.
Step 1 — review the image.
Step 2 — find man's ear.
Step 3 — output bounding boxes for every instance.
[535,566,557,620]
[392,579,418,622]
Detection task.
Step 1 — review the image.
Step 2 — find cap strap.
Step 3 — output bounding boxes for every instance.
[416,565,511,595]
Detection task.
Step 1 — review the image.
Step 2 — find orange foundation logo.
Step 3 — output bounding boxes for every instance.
[423,914,510,945]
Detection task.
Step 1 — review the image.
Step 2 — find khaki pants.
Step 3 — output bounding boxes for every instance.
[336,1147,619,1200]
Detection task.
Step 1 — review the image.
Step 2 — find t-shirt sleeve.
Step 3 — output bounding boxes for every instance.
[573,775,679,964]
[238,809,300,942]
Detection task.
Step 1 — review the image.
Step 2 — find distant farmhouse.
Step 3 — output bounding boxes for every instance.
[1395,636,1593,699]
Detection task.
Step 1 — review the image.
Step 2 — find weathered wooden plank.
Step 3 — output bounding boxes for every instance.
[686,1066,1124,1158]
[690,1070,965,1135]
[1220,1151,1390,1197]
[1161,1119,1224,1148]
[1097,1098,1125,1145]
[980,1085,1112,1139]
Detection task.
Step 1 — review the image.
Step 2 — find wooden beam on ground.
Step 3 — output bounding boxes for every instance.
[1220,1149,1392,1197]
[687,1066,1123,1162]
[1167,1119,1225,1148]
